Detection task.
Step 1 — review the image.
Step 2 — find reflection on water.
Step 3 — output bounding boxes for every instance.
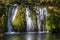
[1,33,60,40]
[26,34,34,40]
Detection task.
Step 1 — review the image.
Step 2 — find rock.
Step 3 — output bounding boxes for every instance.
[0,33,3,37]
[13,4,18,6]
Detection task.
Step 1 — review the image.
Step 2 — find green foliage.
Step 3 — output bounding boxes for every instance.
[46,7,60,32]
[46,13,56,30]
[0,3,8,33]
[12,5,26,32]
[30,5,38,31]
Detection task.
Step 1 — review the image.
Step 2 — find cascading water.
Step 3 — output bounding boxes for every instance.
[25,6,34,32]
[12,6,18,22]
[5,5,48,34]
[42,7,48,31]
[5,6,18,34]
[36,7,41,32]
[36,6,48,33]
[8,7,13,32]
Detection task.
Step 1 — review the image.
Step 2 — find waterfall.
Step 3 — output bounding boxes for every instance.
[5,5,48,34]
[36,6,48,33]
[36,7,41,32]
[25,6,34,32]
[12,6,18,22]
[6,6,18,34]
[8,7,13,32]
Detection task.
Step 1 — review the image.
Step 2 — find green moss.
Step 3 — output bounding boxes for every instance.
[30,6,38,31]
[0,3,8,33]
[12,5,26,32]
[46,8,60,32]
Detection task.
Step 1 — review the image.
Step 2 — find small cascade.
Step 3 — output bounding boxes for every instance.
[36,6,48,33]
[25,6,34,32]
[12,6,18,22]
[8,7,13,32]
[43,8,49,32]
[36,7,41,32]
[6,6,18,34]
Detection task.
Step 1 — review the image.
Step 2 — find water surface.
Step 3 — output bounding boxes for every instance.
[0,33,60,40]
